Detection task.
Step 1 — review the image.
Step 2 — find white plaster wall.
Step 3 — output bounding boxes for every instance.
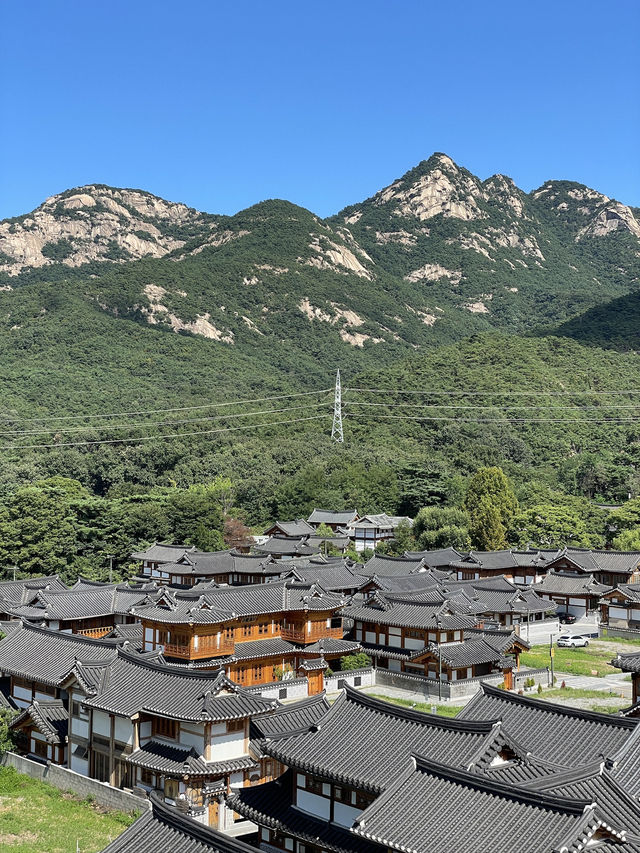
[92,710,111,738]
[140,720,152,741]
[211,729,245,760]
[180,725,205,752]
[114,716,133,744]
[72,718,89,739]
[296,789,330,820]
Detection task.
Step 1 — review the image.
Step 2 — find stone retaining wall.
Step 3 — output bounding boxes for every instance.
[1,751,149,814]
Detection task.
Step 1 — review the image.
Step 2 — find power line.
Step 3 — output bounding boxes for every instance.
[344,401,640,411]
[345,387,640,396]
[345,412,640,424]
[0,388,333,424]
[0,414,332,452]
[0,402,332,437]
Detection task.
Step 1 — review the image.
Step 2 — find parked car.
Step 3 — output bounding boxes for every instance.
[558,612,577,625]
[557,634,590,648]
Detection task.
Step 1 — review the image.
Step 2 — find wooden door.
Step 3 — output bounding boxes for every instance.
[504,669,513,690]
[208,799,219,828]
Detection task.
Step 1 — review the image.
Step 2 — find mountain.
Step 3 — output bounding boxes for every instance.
[0,156,639,517]
[335,153,640,329]
[0,185,215,273]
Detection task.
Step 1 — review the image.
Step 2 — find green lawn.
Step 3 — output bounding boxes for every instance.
[520,639,625,677]
[367,693,463,717]
[0,766,135,853]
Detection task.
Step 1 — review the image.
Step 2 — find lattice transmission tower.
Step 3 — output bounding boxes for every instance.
[331,369,344,443]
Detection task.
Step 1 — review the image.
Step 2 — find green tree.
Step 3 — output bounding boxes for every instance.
[613,528,640,550]
[340,652,371,671]
[468,497,508,550]
[412,506,471,550]
[464,467,518,549]
[509,504,591,548]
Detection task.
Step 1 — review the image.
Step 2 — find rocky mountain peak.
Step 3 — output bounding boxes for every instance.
[532,181,640,241]
[0,184,207,274]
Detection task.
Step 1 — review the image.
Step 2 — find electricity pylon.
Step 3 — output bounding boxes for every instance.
[331,369,344,443]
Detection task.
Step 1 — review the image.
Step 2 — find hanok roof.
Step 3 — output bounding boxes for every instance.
[404,547,464,568]
[126,739,255,778]
[603,583,640,603]
[307,508,358,526]
[101,791,258,853]
[352,754,631,853]
[130,543,196,563]
[12,699,68,744]
[250,693,330,742]
[134,579,344,625]
[263,519,315,538]
[253,535,318,557]
[18,586,153,622]
[449,549,552,572]
[167,550,277,578]
[83,648,277,721]
[0,575,68,612]
[534,571,612,597]
[548,548,640,577]
[284,561,363,592]
[613,650,640,674]
[342,593,477,631]
[349,513,412,530]
[521,761,640,837]
[459,683,637,766]
[0,621,120,687]
[261,686,498,793]
[361,553,426,577]
[414,637,513,670]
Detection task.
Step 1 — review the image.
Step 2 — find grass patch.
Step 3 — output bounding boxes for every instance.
[598,631,640,646]
[0,766,134,852]
[539,686,624,701]
[367,693,463,717]
[521,640,623,677]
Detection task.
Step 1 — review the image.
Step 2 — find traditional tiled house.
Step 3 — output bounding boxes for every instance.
[404,547,464,570]
[66,647,277,826]
[11,699,68,765]
[307,508,358,532]
[449,550,552,584]
[0,620,120,710]
[0,574,68,620]
[347,513,413,552]
[442,576,557,629]
[601,584,640,629]
[544,548,640,587]
[5,582,155,637]
[133,579,349,689]
[158,551,282,586]
[263,519,315,539]
[534,571,611,619]
[131,543,197,578]
[228,685,640,853]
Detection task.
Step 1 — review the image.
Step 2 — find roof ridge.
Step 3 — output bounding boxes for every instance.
[342,684,496,732]
[411,753,593,815]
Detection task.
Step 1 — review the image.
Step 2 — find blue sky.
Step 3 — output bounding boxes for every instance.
[1,0,638,219]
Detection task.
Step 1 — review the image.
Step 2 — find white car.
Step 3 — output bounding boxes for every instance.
[557,634,590,648]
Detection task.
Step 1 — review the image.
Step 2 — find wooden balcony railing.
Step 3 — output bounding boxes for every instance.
[75,626,113,639]
[281,624,344,644]
[163,642,191,658]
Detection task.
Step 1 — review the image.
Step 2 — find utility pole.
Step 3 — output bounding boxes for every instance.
[549,632,555,687]
[437,615,442,701]
[106,554,114,584]
[12,565,17,582]
[331,370,344,443]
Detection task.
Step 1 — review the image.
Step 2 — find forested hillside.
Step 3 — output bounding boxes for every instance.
[0,155,639,577]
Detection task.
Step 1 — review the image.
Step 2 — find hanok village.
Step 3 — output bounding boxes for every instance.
[4,509,640,851]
